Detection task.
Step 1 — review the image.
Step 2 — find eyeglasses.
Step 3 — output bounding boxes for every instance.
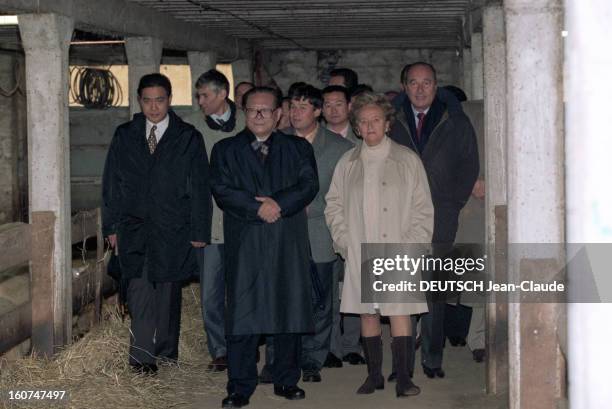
[245,108,275,119]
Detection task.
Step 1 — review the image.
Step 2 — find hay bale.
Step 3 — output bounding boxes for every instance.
[0,284,226,409]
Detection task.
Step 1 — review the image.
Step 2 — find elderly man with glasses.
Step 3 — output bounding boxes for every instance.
[210,87,319,408]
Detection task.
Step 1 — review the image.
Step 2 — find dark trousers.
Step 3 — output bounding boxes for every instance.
[419,207,458,370]
[301,260,334,370]
[227,333,301,398]
[127,263,183,365]
[330,258,362,358]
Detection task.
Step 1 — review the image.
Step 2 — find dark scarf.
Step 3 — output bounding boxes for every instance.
[205,99,238,133]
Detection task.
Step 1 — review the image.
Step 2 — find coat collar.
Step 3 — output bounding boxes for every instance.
[348,136,404,163]
[130,110,182,140]
[282,124,328,155]
[311,124,328,156]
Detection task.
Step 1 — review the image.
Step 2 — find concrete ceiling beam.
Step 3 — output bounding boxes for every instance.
[0,0,251,60]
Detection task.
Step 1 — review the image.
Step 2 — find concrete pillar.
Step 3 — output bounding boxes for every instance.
[471,32,484,99]
[565,1,612,408]
[125,37,163,117]
[482,2,508,396]
[232,58,253,85]
[187,51,217,110]
[462,48,473,100]
[504,0,565,408]
[18,13,74,354]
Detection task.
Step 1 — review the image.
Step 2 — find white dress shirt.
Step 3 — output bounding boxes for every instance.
[411,105,430,124]
[210,104,231,125]
[146,114,169,142]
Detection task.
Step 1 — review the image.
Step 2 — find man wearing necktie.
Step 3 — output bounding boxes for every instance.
[102,73,212,375]
[183,69,247,372]
[388,62,479,380]
[210,87,319,408]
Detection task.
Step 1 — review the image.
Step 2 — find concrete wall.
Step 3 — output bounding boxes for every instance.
[263,48,462,94]
[0,51,27,224]
[456,100,485,245]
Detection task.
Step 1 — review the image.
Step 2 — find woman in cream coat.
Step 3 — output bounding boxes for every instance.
[325,91,434,398]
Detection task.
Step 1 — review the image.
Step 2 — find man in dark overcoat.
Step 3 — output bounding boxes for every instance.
[389,62,479,380]
[102,73,212,374]
[210,87,319,408]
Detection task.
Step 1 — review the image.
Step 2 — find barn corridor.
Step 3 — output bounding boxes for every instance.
[0,0,611,408]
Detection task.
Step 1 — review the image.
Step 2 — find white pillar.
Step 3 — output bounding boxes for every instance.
[125,37,163,117]
[462,47,473,100]
[565,0,612,408]
[187,51,217,110]
[471,32,484,99]
[18,13,74,351]
[483,3,508,395]
[505,0,565,408]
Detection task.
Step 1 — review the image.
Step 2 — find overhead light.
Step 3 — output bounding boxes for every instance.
[0,15,18,26]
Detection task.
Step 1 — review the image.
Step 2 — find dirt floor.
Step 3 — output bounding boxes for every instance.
[0,283,506,409]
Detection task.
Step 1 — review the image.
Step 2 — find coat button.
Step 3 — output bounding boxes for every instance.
[382,181,387,186]
[383,207,388,212]
[382,233,387,238]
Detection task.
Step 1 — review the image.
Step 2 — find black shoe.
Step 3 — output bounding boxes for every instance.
[131,362,158,375]
[343,352,366,365]
[323,353,343,368]
[302,369,322,382]
[258,365,273,384]
[396,383,421,398]
[208,356,228,372]
[423,366,445,378]
[158,357,179,367]
[472,349,486,363]
[222,393,249,408]
[448,336,467,347]
[274,385,305,400]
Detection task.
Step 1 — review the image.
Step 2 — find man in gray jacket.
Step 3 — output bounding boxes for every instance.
[286,84,354,382]
[183,69,246,372]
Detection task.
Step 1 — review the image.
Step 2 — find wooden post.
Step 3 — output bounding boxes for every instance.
[94,208,103,323]
[483,1,509,396]
[30,211,56,357]
[487,205,509,396]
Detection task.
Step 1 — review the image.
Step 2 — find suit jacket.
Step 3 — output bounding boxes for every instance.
[102,110,212,282]
[286,125,354,263]
[210,129,319,335]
